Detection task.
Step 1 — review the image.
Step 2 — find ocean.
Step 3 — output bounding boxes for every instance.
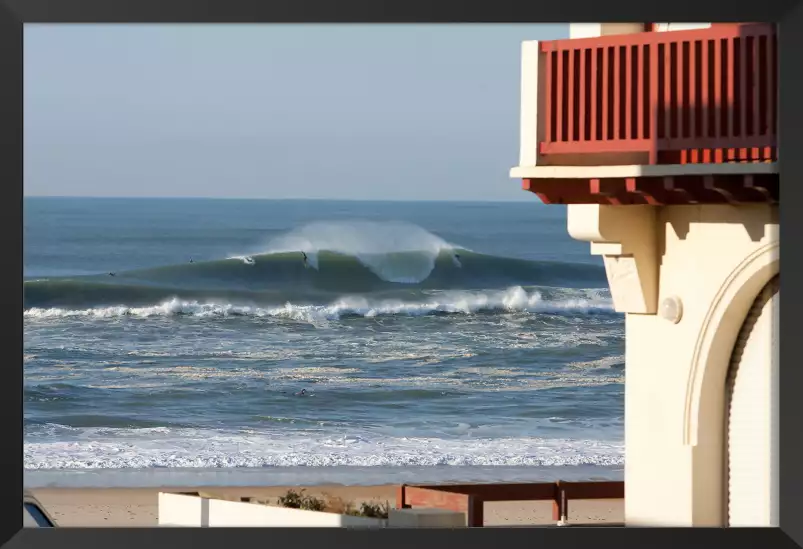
[23,197,624,488]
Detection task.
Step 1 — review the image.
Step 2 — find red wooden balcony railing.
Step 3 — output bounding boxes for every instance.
[537,23,777,166]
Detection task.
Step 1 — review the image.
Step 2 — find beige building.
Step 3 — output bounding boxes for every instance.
[510,22,779,527]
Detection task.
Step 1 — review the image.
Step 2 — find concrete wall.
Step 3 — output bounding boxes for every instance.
[158,493,471,528]
[567,203,779,526]
[158,493,387,527]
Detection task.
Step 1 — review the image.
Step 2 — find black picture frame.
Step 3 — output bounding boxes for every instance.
[4,1,800,548]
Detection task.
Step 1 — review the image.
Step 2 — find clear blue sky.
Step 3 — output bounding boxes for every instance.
[24,24,567,201]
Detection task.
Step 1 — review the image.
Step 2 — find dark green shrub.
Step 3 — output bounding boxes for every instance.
[277,489,327,512]
[359,501,390,519]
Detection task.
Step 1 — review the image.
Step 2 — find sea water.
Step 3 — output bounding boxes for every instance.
[23,197,624,487]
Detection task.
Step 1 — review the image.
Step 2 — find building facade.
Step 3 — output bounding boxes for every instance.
[510,23,779,527]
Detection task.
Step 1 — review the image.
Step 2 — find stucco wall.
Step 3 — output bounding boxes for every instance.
[621,204,778,526]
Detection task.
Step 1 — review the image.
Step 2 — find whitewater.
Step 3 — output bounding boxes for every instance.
[24,286,613,322]
[24,198,625,487]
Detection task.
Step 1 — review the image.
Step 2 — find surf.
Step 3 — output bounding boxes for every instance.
[23,221,607,309]
[23,286,615,322]
[256,220,457,282]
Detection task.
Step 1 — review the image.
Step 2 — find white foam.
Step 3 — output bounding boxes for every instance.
[24,425,623,470]
[23,287,614,322]
[261,220,460,283]
[26,360,621,391]
[568,355,626,371]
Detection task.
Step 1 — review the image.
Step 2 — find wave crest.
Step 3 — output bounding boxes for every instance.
[24,221,608,309]
[23,287,613,323]
[258,220,456,283]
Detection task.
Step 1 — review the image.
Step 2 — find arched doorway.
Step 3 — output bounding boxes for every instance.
[725,275,779,526]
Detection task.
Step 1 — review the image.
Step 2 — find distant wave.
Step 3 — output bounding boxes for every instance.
[24,227,605,311]
[250,220,459,283]
[24,286,614,322]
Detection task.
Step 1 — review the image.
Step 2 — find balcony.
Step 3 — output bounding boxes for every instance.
[510,23,779,205]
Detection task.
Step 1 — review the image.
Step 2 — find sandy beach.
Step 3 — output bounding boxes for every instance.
[30,485,623,527]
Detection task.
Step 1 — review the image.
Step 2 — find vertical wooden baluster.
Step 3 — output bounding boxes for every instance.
[602,46,609,140]
[726,37,735,160]
[613,45,621,140]
[579,48,587,141]
[701,39,709,140]
[679,41,687,142]
[765,31,776,161]
[664,41,672,142]
[738,34,748,161]
[751,33,758,136]
[649,43,659,163]
[690,41,697,142]
[638,44,645,142]
[769,32,776,138]
[590,47,598,141]
[545,48,553,143]
[740,34,748,139]
[714,38,722,162]
[568,48,575,141]
[556,49,564,143]
[625,44,632,140]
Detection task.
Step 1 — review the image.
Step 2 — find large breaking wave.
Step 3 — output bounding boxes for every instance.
[24,221,605,310]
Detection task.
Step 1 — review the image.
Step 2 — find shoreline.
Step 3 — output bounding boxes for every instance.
[25,465,623,489]
[30,485,624,527]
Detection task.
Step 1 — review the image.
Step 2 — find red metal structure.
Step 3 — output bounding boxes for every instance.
[519,23,779,206]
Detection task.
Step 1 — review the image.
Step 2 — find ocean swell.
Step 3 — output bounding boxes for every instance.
[254,220,456,283]
[24,222,607,309]
[24,253,605,309]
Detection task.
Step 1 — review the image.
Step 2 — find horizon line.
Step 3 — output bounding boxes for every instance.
[23,195,538,204]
